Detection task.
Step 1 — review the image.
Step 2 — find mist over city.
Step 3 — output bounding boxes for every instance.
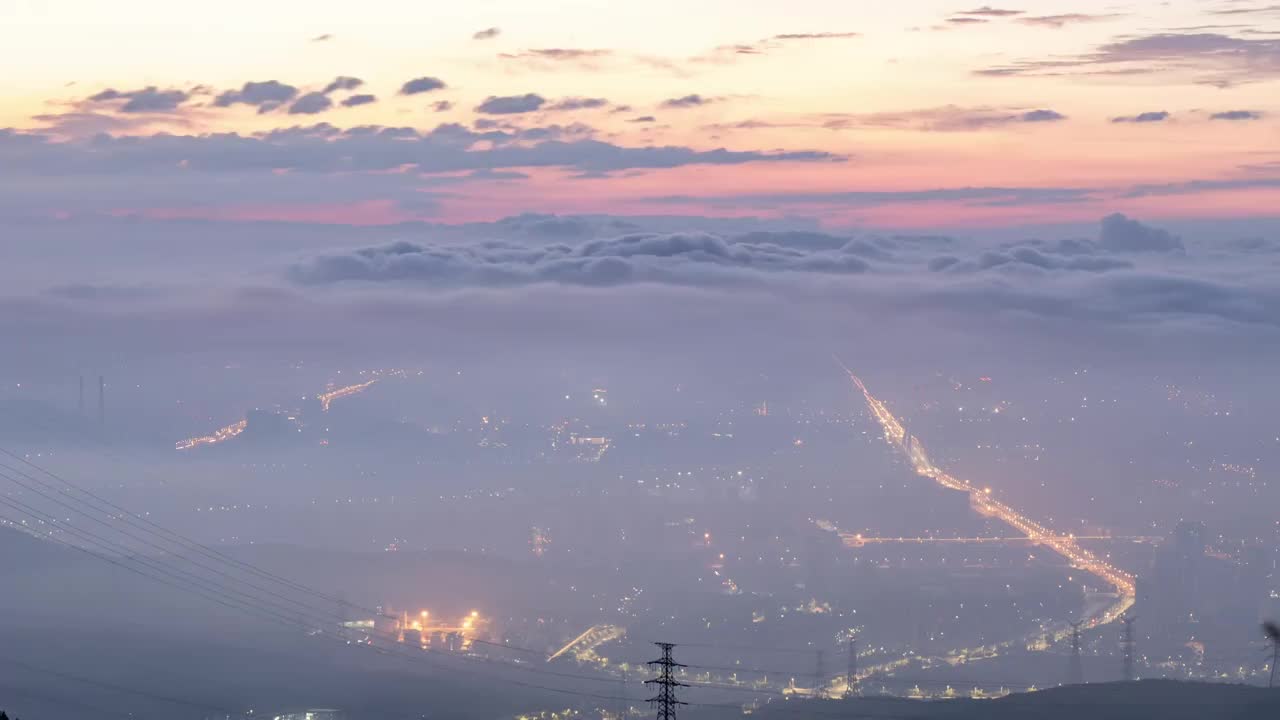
[4,2,1280,719]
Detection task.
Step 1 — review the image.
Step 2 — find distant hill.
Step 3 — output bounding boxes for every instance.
[733,681,1280,720]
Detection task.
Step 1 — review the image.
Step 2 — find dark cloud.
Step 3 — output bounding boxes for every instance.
[287,92,333,115]
[432,100,454,113]
[475,94,546,114]
[1211,110,1263,120]
[1099,213,1184,253]
[322,76,364,94]
[214,81,299,113]
[629,116,657,123]
[544,97,610,111]
[473,27,501,40]
[1112,111,1171,123]
[1022,109,1066,122]
[947,17,990,25]
[341,94,377,108]
[399,77,447,95]
[0,124,840,211]
[660,94,714,109]
[87,86,190,113]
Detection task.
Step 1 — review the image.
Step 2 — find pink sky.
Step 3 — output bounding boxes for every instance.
[3,0,1279,228]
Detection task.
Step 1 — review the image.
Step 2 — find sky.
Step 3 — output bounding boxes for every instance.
[3,1,1280,392]
[3,0,1280,227]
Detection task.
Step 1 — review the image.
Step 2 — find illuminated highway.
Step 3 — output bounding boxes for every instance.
[175,419,247,451]
[845,370,1135,606]
[318,378,378,412]
[841,534,1161,548]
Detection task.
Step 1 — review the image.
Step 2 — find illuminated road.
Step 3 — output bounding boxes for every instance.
[844,369,1135,605]
[318,378,378,412]
[825,368,1138,694]
[175,419,247,451]
[841,534,1161,548]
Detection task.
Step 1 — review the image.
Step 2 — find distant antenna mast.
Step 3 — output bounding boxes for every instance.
[1121,615,1137,682]
[813,649,827,699]
[645,642,686,720]
[1068,621,1084,685]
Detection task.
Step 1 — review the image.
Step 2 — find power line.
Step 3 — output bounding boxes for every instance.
[0,473,629,693]
[0,658,250,717]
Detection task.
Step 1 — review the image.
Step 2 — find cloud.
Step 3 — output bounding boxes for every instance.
[1211,110,1263,120]
[288,92,333,115]
[1099,213,1184,252]
[976,32,1280,83]
[475,94,546,114]
[322,76,364,94]
[32,111,154,137]
[310,33,333,42]
[214,80,299,113]
[399,77,447,95]
[771,32,860,40]
[504,48,612,61]
[660,94,715,109]
[287,231,875,288]
[545,97,610,111]
[955,6,1024,17]
[824,105,1066,131]
[432,101,454,112]
[87,86,189,113]
[341,94,377,108]
[0,124,840,217]
[498,48,615,70]
[629,116,657,123]
[473,27,501,40]
[651,186,1092,210]
[1016,14,1122,29]
[1112,111,1171,123]
[1021,109,1066,122]
[1210,4,1280,15]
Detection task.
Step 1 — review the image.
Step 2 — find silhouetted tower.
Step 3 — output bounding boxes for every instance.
[97,375,105,429]
[843,637,859,699]
[1068,621,1083,685]
[617,668,628,720]
[1121,615,1137,682]
[813,649,826,699]
[336,593,350,639]
[645,642,686,720]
